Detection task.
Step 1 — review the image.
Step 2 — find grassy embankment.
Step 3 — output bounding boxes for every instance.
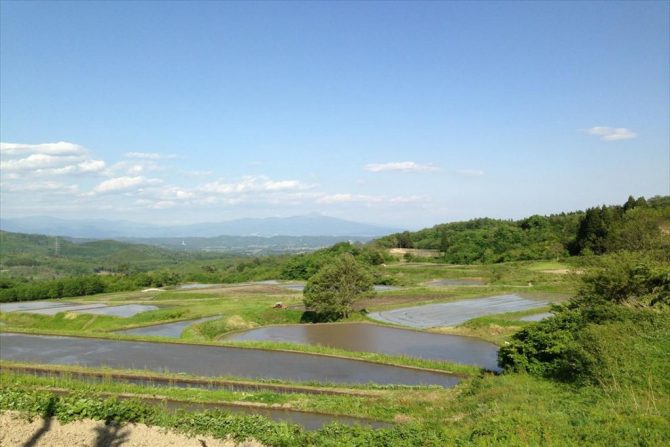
[0,259,578,351]
[2,307,668,445]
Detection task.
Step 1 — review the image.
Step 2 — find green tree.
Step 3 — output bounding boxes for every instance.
[396,231,414,248]
[439,231,449,254]
[303,253,374,319]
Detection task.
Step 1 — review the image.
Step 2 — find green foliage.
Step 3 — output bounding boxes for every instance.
[0,270,184,302]
[378,215,579,264]
[280,242,390,281]
[499,253,670,383]
[375,195,670,264]
[0,230,191,278]
[571,196,669,256]
[576,252,670,307]
[303,254,374,319]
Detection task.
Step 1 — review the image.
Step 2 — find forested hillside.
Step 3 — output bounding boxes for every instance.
[375,196,670,263]
[0,231,204,278]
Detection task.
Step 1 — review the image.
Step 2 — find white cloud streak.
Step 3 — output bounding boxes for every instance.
[0,141,86,156]
[317,193,426,205]
[91,176,158,194]
[0,141,106,175]
[201,176,311,195]
[364,161,439,173]
[125,152,177,160]
[1,141,434,218]
[454,169,485,177]
[586,127,637,141]
[1,181,79,194]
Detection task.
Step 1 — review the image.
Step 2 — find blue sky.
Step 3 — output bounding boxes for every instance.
[1,1,668,229]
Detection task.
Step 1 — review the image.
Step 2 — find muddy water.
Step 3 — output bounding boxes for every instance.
[368,294,548,328]
[0,333,460,387]
[221,323,498,370]
[117,316,222,338]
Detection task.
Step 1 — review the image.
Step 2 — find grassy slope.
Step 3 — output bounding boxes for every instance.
[3,312,668,446]
[1,259,668,444]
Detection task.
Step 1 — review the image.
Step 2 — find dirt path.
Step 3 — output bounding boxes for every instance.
[0,411,263,447]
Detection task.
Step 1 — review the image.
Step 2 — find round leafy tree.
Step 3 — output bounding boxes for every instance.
[303,253,374,319]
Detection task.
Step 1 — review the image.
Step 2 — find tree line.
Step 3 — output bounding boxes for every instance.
[376,195,669,263]
[0,271,183,302]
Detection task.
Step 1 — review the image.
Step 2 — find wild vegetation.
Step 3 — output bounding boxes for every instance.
[1,196,669,445]
[499,252,669,382]
[376,195,670,264]
[303,253,375,319]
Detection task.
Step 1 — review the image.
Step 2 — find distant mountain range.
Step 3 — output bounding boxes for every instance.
[119,235,376,254]
[0,215,401,239]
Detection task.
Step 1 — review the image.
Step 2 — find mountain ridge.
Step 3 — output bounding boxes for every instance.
[0,215,401,238]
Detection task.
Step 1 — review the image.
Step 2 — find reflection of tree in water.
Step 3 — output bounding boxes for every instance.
[93,422,130,447]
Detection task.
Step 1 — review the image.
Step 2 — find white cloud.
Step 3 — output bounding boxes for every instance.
[454,169,485,177]
[201,176,311,195]
[0,141,105,175]
[183,169,213,177]
[107,160,164,176]
[91,176,152,194]
[317,194,376,204]
[364,161,439,173]
[142,185,194,201]
[0,141,86,156]
[150,200,177,209]
[586,126,637,141]
[317,193,426,205]
[1,154,82,171]
[1,181,79,194]
[48,160,107,175]
[125,152,177,160]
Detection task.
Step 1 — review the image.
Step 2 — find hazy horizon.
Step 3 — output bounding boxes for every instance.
[1,2,668,228]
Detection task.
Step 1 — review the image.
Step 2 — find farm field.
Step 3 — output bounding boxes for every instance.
[1,198,668,445]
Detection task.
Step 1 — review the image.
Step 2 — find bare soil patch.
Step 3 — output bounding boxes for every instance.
[388,248,440,258]
[0,411,263,447]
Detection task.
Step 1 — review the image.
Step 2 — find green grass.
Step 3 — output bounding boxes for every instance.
[1,258,669,445]
[3,363,668,446]
[430,306,553,344]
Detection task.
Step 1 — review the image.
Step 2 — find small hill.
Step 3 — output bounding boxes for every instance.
[0,231,190,278]
[374,195,670,263]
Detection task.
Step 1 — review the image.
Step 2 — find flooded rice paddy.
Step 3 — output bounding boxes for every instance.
[0,333,460,387]
[426,279,486,287]
[276,283,399,292]
[0,301,158,317]
[221,323,498,370]
[368,294,548,328]
[117,316,222,338]
[1,300,83,313]
[174,282,399,293]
